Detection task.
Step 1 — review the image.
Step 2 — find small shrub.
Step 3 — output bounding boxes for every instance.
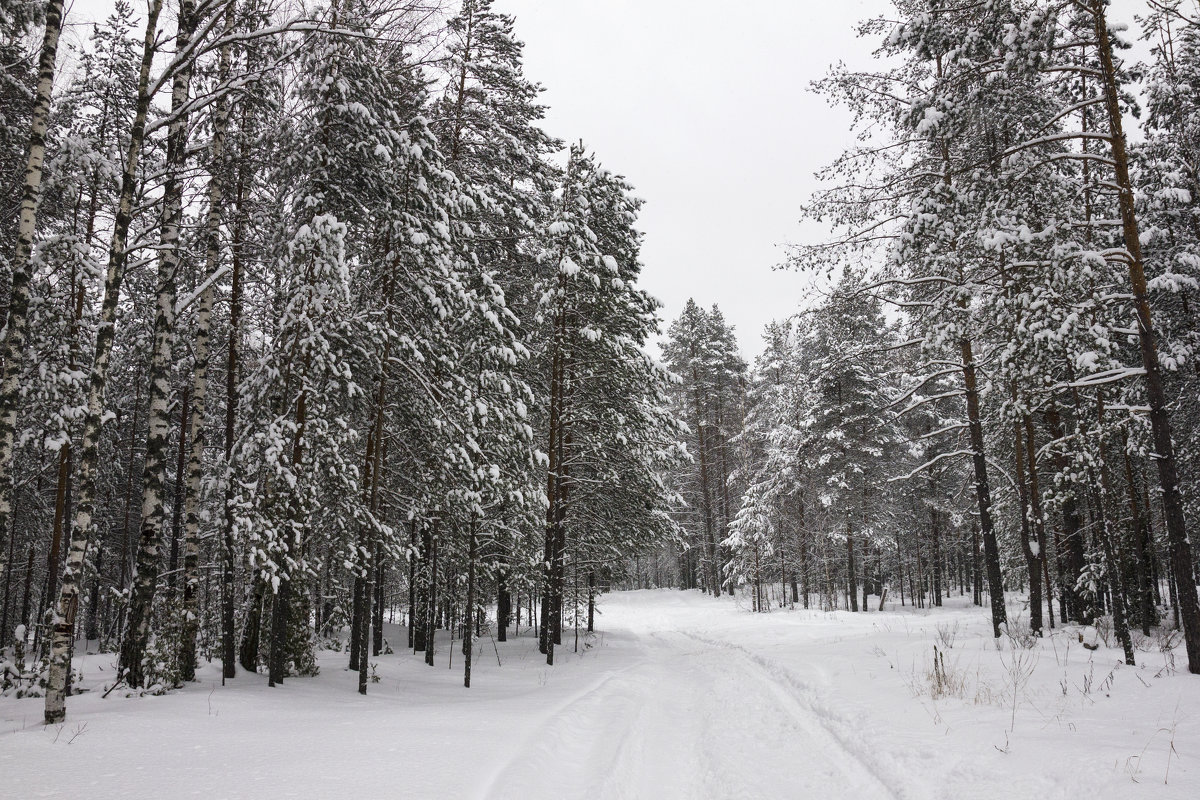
[936,620,960,649]
[909,644,969,701]
[1155,627,1182,654]
[1001,615,1038,650]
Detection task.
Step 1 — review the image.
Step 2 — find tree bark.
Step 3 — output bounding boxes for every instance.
[587,571,595,632]
[1012,414,1044,636]
[166,388,190,604]
[1023,415,1054,631]
[424,520,438,667]
[45,0,166,724]
[180,3,237,682]
[269,392,306,686]
[463,520,477,688]
[960,336,1006,636]
[1092,0,1200,673]
[0,0,66,587]
[694,367,719,597]
[846,516,858,613]
[1044,404,1086,622]
[496,564,509,642]
[121,0,199,689]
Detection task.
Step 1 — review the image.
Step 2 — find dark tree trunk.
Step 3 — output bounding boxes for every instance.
[85,546,102,643]
[497,566,509,642]
[971,523,982,607]
[961,336,1006,636]
[349,572,364,671]
[929,501,942,608]
[1023,416,1055,631]
[1012,416,1044,636]
[1093,0,1200,673]
[372,550,384,657]
[413,522,431,652]
[846,518,858,613]
[167,388,190,603]
[408,520,419,650]
[587,571,595,632]
[424,521,438,667]
[238,580,266,674]
[1044,404,1086,622]
[464,521,477,688]
[1122,441,1155,636]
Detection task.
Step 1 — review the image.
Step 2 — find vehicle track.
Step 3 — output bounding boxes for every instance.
[478,625,904,799]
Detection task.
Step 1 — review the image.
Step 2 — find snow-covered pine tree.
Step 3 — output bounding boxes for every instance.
[534,144,685,663]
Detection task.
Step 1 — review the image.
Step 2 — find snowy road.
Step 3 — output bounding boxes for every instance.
[2,589,1197,799]
[485,628,896,800]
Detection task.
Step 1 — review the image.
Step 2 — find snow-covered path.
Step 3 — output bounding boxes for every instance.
[485,628,896,800]
[3,589,1198,799]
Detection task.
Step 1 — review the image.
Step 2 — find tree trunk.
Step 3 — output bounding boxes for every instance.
[540,315,564,658]
[497,565,509,642]
[45,0,166,724]
[408,520,419,650]
[269,392,307,687]
[167,388,190,604]
[121,0,199,689]
[464,520,477,688]
[356,544,372,694]
[0,0,66,586]
[929,496,942,608]
[846,516,858,613]
[424,521,438,667]
[694,368,720,597]
[1023,415,1055,631]
[1092,0,1200,673]
[960,336,1006,636]
[587,571,595,632]
[1093,397,1135,665]
[1044,404,1086,622]
[1012,414,1044,636]
[0,517,14,644]
[372,549,383,658]
[971,523,982,607]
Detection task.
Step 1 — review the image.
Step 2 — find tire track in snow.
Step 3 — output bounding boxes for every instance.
[671,629,915,800]
[474,642,653,800]
[478,624,903,799]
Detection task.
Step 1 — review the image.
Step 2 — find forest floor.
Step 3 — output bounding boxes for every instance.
[1,589,1198,799]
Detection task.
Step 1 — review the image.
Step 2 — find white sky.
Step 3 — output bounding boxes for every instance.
[495,0,890,361]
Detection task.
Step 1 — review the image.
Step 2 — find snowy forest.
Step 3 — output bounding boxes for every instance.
[2,0,1200,797]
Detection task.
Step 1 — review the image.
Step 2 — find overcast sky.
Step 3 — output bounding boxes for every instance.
[494,0,890,361]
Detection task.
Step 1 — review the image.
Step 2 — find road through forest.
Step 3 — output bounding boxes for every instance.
[2,590,1196,799]
[483,625,897,800]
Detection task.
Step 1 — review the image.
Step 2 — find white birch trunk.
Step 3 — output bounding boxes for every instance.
[0,0,65,593]
[121,0,200,689]
[44,0,165,725]
[179,12,235,679]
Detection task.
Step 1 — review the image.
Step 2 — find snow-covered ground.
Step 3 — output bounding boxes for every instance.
[2,589,1197,798]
